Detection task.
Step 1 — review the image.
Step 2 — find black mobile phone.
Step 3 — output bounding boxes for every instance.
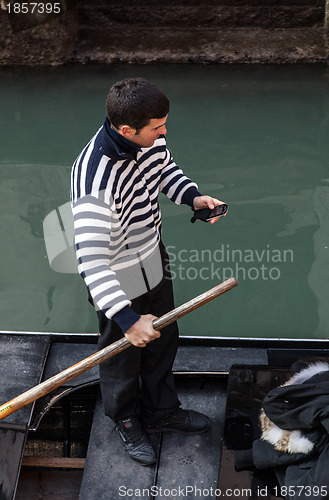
[191,204,228,223]
[206,204,228,221]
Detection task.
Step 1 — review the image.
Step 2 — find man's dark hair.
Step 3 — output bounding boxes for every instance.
[106,78,170,131]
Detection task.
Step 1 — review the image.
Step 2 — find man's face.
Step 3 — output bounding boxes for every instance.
[121,116,168,148]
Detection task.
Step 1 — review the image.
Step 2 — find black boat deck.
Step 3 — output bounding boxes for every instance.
[80,377,226,500]
[1,332,329,500]
[0,335,50,500]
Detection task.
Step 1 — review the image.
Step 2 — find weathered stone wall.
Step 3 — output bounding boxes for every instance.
[0,0,328,65]
[80,0,324,29]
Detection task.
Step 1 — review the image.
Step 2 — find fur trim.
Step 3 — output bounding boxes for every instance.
[260,409,314,454]
[288,430,314,454]
[261,425,284,446]
[286,362,329,386]
[258,362,329,454]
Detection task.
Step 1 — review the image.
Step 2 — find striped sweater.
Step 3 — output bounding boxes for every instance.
[70,119,200,332]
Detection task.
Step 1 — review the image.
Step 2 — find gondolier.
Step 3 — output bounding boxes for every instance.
[70,77,226,465]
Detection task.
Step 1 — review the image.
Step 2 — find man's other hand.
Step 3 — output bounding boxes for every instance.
[124,314,160,347]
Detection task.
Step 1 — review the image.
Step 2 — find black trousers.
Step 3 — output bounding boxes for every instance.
[96,244,181,424]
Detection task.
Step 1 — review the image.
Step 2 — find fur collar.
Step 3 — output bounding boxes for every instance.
[260,362,329,454]
[285,362,329,386]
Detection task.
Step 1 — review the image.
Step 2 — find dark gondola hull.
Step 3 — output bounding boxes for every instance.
[2,332,329,499]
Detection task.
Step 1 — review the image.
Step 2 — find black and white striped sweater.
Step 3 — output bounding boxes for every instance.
[70,119,200,332]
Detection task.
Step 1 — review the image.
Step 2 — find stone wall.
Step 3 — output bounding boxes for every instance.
[0,0,328,65]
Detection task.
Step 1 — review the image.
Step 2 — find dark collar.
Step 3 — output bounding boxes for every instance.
[99,118,141,160]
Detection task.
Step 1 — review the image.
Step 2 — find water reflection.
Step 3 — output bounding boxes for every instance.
[0,64,328,336]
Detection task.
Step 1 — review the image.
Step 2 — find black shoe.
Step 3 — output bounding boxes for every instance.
[116,416,157,466]
[145,408,210,435]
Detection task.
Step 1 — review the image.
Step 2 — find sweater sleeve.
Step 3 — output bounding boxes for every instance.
[159,147,199,205]
[72,194,135,325]
[181,186,202,208]
[112,305,141,333]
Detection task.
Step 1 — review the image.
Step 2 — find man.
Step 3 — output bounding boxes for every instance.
[71,78,225,465]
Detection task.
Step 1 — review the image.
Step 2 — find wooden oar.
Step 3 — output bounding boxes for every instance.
[0,277,238,420]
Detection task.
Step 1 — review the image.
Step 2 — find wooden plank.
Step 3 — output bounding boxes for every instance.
[36,344,269,392]
[80,377,227,499]
[0,428,26,500]
[0,334,51,500]
[16,470,83,500]
[0,334,51,428]
[173,346,268,373]
[22,457,86,469]
[79,391,161,500]
[41,343,98,388]
[156,377,227,500]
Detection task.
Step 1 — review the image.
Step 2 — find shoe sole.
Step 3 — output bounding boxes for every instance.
[140,459,158,466]
[122,448,158,466]
[116,428,158,466]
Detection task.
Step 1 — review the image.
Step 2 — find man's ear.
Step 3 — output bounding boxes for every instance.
[120,125,135,139]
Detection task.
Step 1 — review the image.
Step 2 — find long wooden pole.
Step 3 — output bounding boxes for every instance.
[0,277,238,420]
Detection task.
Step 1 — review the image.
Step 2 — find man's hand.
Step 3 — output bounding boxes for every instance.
[193,195,227,224]
[124,314,160,347]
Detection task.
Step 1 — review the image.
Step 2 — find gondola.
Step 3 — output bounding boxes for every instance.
[1,330,329,500]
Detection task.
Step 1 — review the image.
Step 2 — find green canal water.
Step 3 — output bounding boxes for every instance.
[1,64,329,339]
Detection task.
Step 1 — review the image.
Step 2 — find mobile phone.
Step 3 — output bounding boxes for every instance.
[191,204,228,223]
[206,204,228,221]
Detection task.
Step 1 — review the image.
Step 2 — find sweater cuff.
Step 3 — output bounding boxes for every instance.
[181,186,202,208]
[112,306,141,333]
